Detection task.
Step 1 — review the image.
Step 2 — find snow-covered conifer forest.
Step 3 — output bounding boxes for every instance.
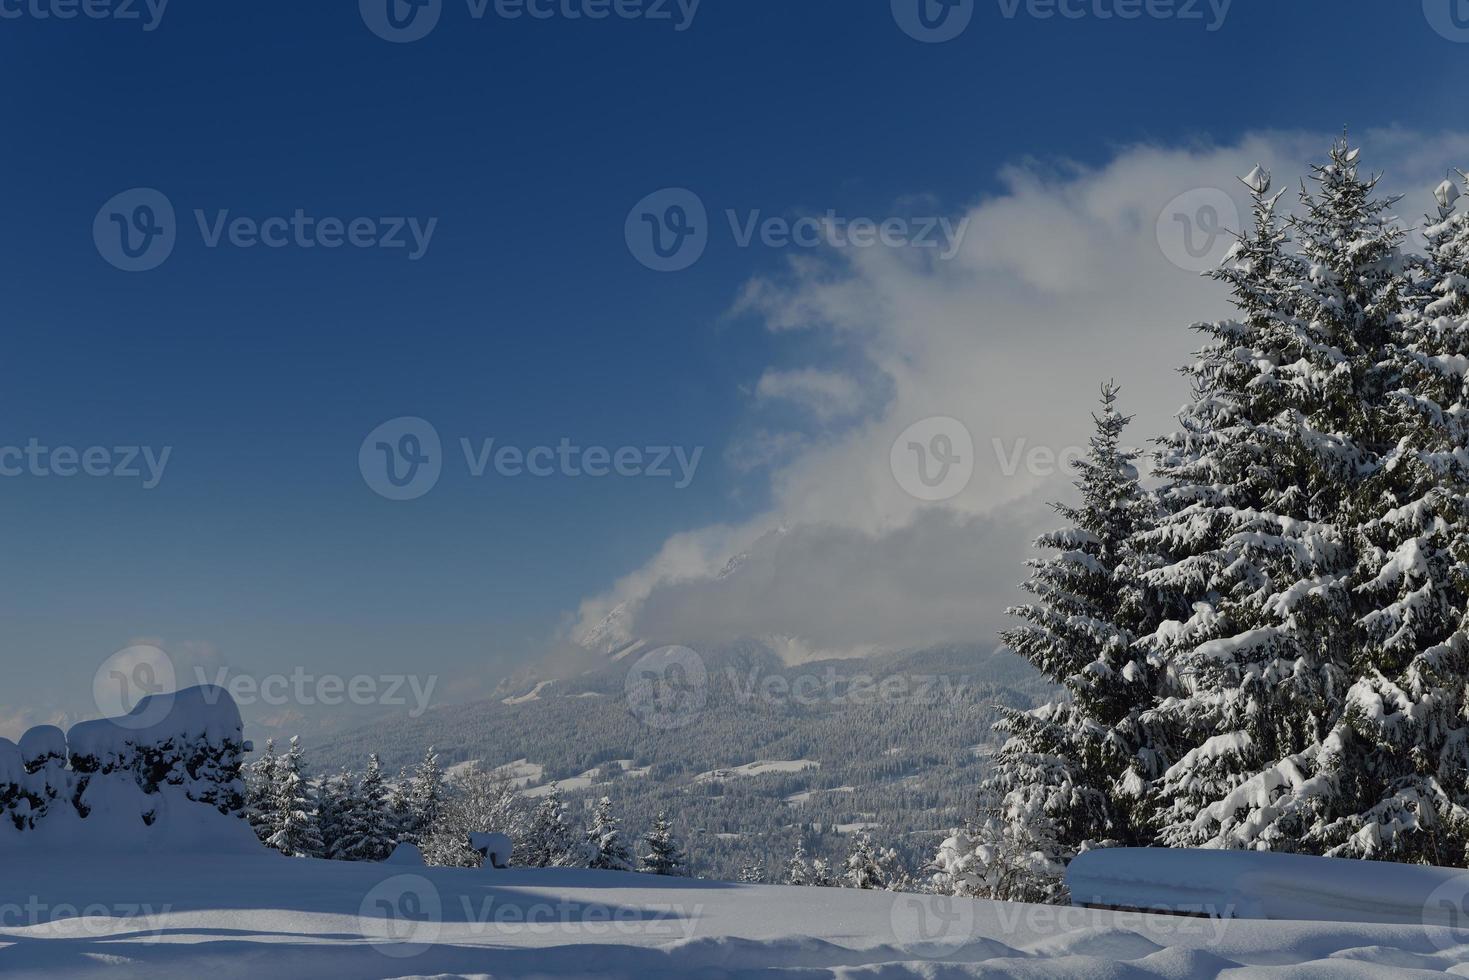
[939,142,1469,905]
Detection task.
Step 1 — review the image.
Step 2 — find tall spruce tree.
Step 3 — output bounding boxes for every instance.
[336,754,395,861]
[1144,143,1409,851]
[403,748,444,846]
[315,768,354,860]
[783,839,811,886]
[641,812,688,877]
[944,383,1157,901]
[266,736,323,858]
[244,737,279,844]
[523,788,578,868]
[1315,172,1469,864]
[585,796,634,871]
[843,832,887,890]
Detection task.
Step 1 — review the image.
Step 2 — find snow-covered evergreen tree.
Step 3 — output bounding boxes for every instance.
[738,864,765,884]
[944,383,1157,902]
[244,737,279,844]
[943,140,1469,879]
[843,832,887,890]
[1313,171,1469,864]
[640,811,687,876]
[336,754,395,862]
[315,768,353,860]
[1144,144,1411,852]
[783,840,811,886]
[585,796,633,871]
[387,776,412,845]
[522,788,578,868]
[808,857,835,888]
[266,736,323,858]
[402,748,443,846]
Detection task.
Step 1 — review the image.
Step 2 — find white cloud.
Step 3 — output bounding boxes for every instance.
[576,129,1469,660]
[754,368,866,421]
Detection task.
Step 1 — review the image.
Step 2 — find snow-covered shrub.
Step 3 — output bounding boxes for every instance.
[0,685,254,851]
[469,831,513,869]
[419,766,525,868]
[0,738,41,831]
[68,685,248,816]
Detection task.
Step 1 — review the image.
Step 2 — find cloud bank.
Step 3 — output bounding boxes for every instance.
[576,128,1469,662]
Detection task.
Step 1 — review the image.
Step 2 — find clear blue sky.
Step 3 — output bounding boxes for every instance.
[0,0,1458,719]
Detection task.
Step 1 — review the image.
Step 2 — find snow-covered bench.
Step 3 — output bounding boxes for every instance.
[1067,847,1469,925]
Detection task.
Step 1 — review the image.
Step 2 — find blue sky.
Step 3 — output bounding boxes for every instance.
[2,0,1465,732]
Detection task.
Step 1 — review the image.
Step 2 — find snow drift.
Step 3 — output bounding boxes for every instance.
[1068,846,1469,926]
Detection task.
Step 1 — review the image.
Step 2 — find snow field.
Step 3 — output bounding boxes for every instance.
[4,853,1469,978]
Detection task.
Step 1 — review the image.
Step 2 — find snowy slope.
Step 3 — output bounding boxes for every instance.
[3,853,1469,978]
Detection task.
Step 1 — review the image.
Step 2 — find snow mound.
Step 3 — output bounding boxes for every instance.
[469,831,513,868]
[386,842,425,866]
[1068,846,1469,925]
[0,685,256,853]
